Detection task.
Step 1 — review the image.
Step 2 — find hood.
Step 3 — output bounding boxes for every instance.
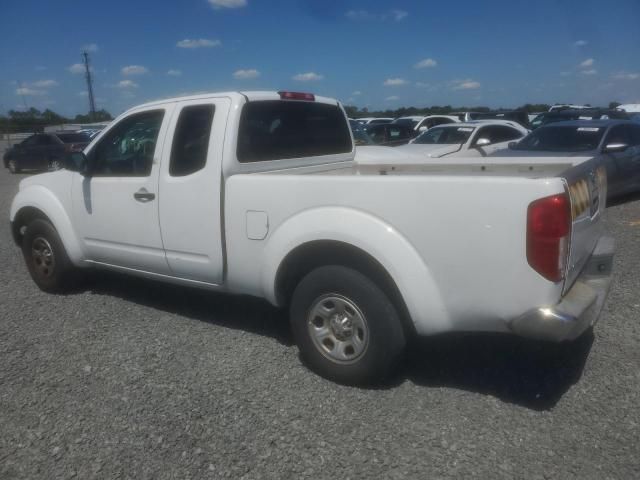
[394,143,463,158]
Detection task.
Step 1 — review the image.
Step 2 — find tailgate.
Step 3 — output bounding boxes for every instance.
[562,158,607,293]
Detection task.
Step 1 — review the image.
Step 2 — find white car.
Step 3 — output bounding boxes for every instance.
[392,115,459,132]
[10,91,614,385]
[361,120,528,161]
[355,117,393,125]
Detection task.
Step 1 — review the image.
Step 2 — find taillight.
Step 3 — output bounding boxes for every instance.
[278,91,315,101]
[526,193,571,282]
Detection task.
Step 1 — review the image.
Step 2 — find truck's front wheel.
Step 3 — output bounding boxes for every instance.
[290,266,406,385]
[21,219,78,293]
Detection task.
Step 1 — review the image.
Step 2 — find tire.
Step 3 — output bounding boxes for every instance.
[21,218,77,293]
[8,159,20,174]
[290,265,406,385]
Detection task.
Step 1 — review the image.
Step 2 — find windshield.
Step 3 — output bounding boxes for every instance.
[413,126,474,144]
[57,133,90,143]
[514,126,605,152]
[392,118,419,128]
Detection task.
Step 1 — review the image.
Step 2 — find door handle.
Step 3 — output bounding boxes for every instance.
[133,188,155,202]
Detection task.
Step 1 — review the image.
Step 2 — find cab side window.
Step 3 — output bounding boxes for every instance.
[169,104,215,176]
[89,110,164,177]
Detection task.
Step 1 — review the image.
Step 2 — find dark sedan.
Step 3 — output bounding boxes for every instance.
[3,131,91,173]
[493,120,640,201]
[364,124,414,146]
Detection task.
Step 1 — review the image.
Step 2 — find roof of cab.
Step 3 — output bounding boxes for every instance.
[125,90,338,113]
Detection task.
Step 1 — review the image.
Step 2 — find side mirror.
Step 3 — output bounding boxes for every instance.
[508,141,518,149]
[602,142,629,153]
[67,151,91,176]
[475,138,491,147]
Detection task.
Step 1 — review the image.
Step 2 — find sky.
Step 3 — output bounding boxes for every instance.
[1,0,639,117]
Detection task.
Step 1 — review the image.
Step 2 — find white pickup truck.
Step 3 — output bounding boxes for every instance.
[10,91,615,385]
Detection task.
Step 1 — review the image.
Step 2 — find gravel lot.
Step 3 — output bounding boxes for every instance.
[0,165,639,479]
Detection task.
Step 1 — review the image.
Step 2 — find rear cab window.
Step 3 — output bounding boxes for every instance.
[237,100,352,163]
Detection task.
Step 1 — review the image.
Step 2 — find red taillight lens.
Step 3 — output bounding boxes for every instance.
[526,193,571,282]
[278,91,315,101]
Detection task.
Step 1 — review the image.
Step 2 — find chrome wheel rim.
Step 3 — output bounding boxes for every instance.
[307,294,369,364]
[31,237,55,278]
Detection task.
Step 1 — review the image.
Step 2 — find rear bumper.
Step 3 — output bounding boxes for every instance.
[509,235,615,342]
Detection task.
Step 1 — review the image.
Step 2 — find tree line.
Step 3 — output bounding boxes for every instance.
[0,108,113,134]
[344,102,622,119]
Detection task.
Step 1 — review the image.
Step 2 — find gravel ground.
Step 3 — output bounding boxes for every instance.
[0,165,639,479]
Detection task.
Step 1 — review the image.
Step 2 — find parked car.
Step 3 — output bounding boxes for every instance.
[495,120,640,200]
[466,111,531,129]
[392,115,459,133]
[379,120,528,159]
[3,131,91,173]
[10,90,614,385]
[530,109,629,130]
[549,104,592,112]
[354,117,393,125]
[349,120,375,146]
[365,123,415,146]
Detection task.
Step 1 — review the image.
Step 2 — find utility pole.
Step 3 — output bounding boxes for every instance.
[82,51,96,122]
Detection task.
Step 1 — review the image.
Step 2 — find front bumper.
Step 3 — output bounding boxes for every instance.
[509,235,615,342]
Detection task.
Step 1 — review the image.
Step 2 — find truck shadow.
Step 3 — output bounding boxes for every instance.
[87,273,294,347]
[401,331,594,411]
[608,191,640,207]
[85,273,593,410]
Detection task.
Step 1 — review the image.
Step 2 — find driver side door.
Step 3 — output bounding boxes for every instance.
[71,105,175,274]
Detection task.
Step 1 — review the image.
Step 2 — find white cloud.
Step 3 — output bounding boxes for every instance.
[167,69,182,76]
[580,58,594,68]
[68,63,88,74]
[574,40,588,47]
[176,38,221,48]
[391,9,408,21]
[580,69,598,75]
[78,91,88,97]
[385,95,400,101]
[208,0,247,8]
[121,65,149,75]
[414,58,437,69]
[292,72,324,81]
[233,68,260,79]
[345,9,408,22]
[82,43,99,52]
[612,71,640,80]
[383,78,407,86]
[352,90,362,96]
[117,80,138,89]
[16,87,46,96]
[31,79,58,87]
[451,79,481,90]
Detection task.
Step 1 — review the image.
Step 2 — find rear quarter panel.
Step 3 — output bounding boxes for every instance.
[224,173,567,335]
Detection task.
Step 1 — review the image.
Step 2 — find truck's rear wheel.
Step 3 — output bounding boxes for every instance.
[21,219,77,293]
[290,266,406,385]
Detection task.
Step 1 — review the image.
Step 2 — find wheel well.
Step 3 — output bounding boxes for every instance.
[11,207,49,246]
[275,240,416,337]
